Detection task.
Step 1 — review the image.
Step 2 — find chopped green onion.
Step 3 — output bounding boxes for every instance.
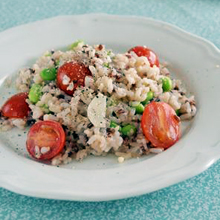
[41,104,49,113]
[130,101,140,107]
[110,121,121,131]
[103,63,110,68]
[44,51,52,57]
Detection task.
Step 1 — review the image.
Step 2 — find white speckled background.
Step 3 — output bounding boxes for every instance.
[0,0,220,219]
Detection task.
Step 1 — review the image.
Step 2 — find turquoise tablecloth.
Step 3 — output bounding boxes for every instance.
[1,0,220,219]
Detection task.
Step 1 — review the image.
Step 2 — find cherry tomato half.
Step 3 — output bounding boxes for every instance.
[57,62,92,95]
[128,46,160,67]
[141,102,180,149]
[26,120,66,160]
[1,92,30,118]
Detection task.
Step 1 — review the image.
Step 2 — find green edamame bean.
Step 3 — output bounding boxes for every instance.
[70,40,84,49]
[121,124,137,136]
[142,91,154,105]
[130,101,145,114]
[40,68,57,81]
[162,77,172,92]
[28,84,42,103]
[135,103,145,114]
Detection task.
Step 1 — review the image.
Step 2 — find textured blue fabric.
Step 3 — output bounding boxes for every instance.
[0,0,220,219]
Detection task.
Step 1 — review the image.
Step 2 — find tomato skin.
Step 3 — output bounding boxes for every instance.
[57,62,92,95]
[26,120,66,160]
[141,102,180,149]
[1,92,30,118]
[128,46,160,67]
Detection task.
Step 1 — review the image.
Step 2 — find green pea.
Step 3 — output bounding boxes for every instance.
[142,91,154,105]
[121,124,137,136]
[28,84,42,103]
[110,121,121,131]
[40,68,57,81]
[162,77,172,92]
[69,40,85,49]
[176,109,180,116]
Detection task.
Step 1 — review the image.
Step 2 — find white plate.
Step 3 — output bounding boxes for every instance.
[0,14,220,201]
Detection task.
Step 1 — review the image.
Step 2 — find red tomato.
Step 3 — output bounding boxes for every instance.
[128,46,160,67]
[1,92,30,118]
[141,102,180,149]
[57,62,92,95]
[26,120,66,160]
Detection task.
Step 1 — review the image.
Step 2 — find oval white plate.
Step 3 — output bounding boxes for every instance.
[0,14,220,201]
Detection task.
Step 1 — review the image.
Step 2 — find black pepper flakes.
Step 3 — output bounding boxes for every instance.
[29,68,35,73]
[87,123,93,128]
[72,132,78,139]
[51,58,56,65]
[26,119,36,126]
[57,94,65,99]
[68,152,73,157]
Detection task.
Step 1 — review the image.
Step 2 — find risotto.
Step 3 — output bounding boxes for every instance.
[0,41,196,165]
